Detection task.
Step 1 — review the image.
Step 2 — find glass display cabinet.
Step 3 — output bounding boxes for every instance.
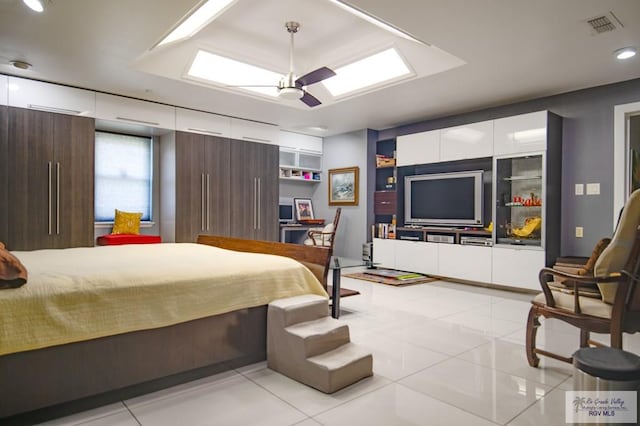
[494,154,544,247]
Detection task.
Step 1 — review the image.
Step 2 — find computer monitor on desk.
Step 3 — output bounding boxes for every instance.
[279,199,294,224]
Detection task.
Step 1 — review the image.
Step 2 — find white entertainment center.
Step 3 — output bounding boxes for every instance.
[373,110,562,291]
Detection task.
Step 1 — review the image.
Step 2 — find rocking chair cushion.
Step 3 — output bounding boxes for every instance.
[595,189,640,304]
[533,291,613,319]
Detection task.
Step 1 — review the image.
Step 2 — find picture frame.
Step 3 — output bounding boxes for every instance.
[293,198,315,221]
[328,166,359,206]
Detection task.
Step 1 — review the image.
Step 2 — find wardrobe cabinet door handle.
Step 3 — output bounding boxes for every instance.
[242,136,270,144]
[56,162,60,235]
[115,116,160,126]
[201,174,205,230]
[187,128,222,136]
[253,178,257,230]
[48,162,52,235]
[206,174,211,230]
[257,178,261,230]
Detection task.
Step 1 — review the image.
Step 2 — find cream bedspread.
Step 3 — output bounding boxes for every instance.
[0,243,327,356]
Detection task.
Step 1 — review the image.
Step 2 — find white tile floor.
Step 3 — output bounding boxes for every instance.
[39,275,640,426]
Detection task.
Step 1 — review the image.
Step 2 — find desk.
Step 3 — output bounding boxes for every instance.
[279,224,317,244]
[329,257,370,319]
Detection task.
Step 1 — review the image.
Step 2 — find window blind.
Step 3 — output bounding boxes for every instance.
[94,131,152,222]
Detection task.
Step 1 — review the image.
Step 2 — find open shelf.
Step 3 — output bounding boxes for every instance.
[279,167,321,183]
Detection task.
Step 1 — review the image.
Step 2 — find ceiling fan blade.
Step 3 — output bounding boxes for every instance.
[295,67,336,87]
[300,91,322,107]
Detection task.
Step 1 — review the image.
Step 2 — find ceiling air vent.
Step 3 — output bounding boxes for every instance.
[587,12,623,34]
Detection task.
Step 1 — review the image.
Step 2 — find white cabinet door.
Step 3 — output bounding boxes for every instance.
[494,111,547,155]
[440,120,493,161]
[231,118,279,145]
[396,129,440,166]
[0,75,7,105]
[8,76,95,116]
[373,238,396,269]
[492,246,545,290]
[279,131,322,153]
[395,240,439,275]
[279,148,297,168]
[96,93,175,129]
[438,244,492,283]
[175,108,231,137]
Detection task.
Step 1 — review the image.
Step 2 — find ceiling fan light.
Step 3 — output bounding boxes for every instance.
[23,0,44,12]
[278,87,303,100]
[615,47,637,60]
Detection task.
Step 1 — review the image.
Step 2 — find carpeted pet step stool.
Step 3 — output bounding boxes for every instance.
[267,294,373,393]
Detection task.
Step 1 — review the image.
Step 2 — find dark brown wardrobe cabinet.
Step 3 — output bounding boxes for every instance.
[4,107,94,250]
[173,131,231,243]
[161,132,278,243]
[229,139,279,241]
[0,106,8,247]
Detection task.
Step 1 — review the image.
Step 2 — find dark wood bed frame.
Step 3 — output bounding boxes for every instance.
[0,236,332,425]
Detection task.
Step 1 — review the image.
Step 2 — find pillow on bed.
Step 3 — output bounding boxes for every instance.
[0,245,28,289]
[112,209,143,235]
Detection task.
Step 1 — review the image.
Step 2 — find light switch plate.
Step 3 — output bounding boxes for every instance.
[575,184,584,195]
[576,227,584,238]
[586,183,600,195]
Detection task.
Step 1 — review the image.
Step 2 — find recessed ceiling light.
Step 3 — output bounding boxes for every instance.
[326,0,427,46]
[322,48,411,97]
[22,0,44,12]
[614,47,637,60]
[10,60,32,70]
[188,50,280,97]
[157,0,238,47]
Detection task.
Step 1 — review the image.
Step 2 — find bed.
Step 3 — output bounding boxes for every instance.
[0,236,332,424]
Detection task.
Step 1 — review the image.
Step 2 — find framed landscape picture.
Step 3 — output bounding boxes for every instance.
[328,166,359,206]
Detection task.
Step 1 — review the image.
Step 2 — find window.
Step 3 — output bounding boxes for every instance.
[95,131,152,222]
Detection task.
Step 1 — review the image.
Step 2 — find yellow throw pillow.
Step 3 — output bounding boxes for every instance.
[112,209,143,235]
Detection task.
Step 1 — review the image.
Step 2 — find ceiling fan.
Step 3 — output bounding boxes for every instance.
[236,22,336,107]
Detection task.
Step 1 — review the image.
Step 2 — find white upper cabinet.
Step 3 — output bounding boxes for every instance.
[8,76,95,116]
[95,93,175,129]
[175,108,231,137]
[396,129,440,166]
[440,120,493,161]
[494,111,548,155]
[279,131,322,153]
[231,118,279,145]
[0,75,7,105]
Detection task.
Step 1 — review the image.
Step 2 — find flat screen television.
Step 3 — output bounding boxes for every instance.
[404,170,484,227]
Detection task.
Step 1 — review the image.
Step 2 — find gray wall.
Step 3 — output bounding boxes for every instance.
[378,78,640,257]
[312,130,369,259]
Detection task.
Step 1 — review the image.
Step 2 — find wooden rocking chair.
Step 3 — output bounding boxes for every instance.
[526,189,640,367]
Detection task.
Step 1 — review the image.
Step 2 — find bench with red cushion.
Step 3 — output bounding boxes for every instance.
[96,234,162,246]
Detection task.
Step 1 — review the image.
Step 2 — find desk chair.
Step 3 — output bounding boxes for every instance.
[304,208,341,249]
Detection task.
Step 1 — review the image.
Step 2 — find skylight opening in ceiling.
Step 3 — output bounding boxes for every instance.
[322,48,412,97]
[326,0,428,46]
[187,50,280,97]
[157,0,238,47]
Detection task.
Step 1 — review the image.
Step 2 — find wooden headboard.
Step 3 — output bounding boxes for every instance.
[196,235,332,290]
